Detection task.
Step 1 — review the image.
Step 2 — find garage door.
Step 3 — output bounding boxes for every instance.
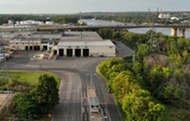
[25,46,28,50]
[34,46,40,50]
[59,49,64,56]
[54,50,57,55]
[75,49,81,57]
[43,46,47,50]
[67,49,73,57]
[83,49,89,57]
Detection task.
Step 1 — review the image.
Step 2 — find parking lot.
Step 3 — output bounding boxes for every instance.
[5,41,135,73]
[4,41,133,121]
[7,41,134,64]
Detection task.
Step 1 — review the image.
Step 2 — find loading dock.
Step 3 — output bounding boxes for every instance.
[54,50,57,55]
[59,49,64,56]
[30,46,33,50]
[83,49,89,57]
[34,46,40,50]
[25,46,28,50]
[75,49,81,57]
[43,45,47,50]
[67,49,73,57]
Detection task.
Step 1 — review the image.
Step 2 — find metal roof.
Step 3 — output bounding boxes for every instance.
[61,32,103,41]
[9,38,41,43]
[33,31,63,35]
[57,39,115,48]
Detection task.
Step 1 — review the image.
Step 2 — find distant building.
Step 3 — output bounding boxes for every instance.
[20,20,44,25]
[9,31,116,57]
[8,20,13,24]
[14,20,54,28]
[171,17,180,21]
[45,21,54,25]
[158,13,171,20]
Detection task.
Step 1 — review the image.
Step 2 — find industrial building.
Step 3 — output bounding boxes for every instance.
[9,31,116,57]
[55,32,115,57]
[9,38,42,50]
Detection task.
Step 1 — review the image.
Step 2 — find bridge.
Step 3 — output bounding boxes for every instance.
[61,24,190,38]
[1,24,190,38]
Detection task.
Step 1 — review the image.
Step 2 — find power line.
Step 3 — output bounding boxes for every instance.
[157,76,190,104]
[0,38,11,111]
[149,76,190,107]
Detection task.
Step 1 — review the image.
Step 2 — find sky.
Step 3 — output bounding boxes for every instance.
[0,0,190,14]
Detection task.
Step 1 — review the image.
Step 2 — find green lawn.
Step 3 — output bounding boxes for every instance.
[8,71,61,88]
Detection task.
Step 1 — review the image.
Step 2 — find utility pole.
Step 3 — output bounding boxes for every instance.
[0,37,11,111]
[133,52,135,68]
[147,8,159,51]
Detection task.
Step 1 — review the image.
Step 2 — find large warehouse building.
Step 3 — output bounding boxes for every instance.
[55,32,115,57]
[9,31,116,57]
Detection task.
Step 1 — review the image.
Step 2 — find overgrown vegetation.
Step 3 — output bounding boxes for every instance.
[98,58,165,121]
[98,28,190,120]
[13,74,59,119]
[0,71,60,120]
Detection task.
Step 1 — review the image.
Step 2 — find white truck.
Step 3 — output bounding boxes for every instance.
[88,89,100,113]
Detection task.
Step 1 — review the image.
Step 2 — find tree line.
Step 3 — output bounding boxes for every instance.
[98,28,190,120]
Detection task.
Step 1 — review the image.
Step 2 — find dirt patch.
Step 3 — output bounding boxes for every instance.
[0,94,10,111]
[146,53,168,67]
[183,64,190,74]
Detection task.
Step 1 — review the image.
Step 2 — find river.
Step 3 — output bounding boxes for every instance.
[128,28,190,38]
[78,19,190,38]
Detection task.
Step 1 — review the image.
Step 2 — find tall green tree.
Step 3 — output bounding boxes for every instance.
[31,74,59,113]
[112,71,140,103]
[98,28,113,39]
[136,44,151,62]
[122,89,165,121]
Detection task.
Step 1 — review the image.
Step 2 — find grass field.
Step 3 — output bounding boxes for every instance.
[8,71,61,88]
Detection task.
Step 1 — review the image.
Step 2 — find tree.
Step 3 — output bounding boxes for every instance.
[146,29,156,41]
[112,71,140,103]
[31,74,59,113]
[13,94,39,119]
[149,65,171,90]
[177,38,186,53]
[122,89,165,121]
[112,32,121,40]
[98,28,113,39]
[81,21,87,25]
[136,44,151,62]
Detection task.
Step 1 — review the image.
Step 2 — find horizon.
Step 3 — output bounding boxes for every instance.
[0,10,190,15]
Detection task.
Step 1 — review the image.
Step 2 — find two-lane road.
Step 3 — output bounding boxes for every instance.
[6,41,134,121]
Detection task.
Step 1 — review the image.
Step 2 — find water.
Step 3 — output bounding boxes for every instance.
[79,19,190,38]
[128,28,190,38]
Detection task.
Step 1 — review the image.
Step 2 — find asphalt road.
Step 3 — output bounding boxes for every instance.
[5,41,134,121]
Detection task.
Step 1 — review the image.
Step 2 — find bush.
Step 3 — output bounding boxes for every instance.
[13,94,39,119]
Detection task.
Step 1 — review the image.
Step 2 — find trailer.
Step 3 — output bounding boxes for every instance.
[88,89,100,113]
